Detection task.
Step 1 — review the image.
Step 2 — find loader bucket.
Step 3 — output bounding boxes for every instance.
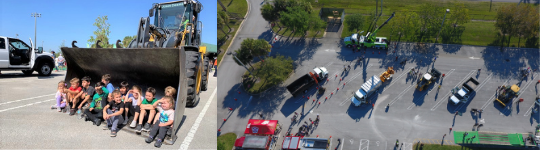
[60,47,187,144]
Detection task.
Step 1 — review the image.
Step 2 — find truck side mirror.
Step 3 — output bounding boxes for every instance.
[149,8,154,17]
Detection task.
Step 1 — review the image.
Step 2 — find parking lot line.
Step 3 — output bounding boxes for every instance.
[179,87,217,150]
[407,69,456,110]
[431,70,476,111]
[480,73,517,110]
[503,73,539,115]
[388,84,415,106]
[0,99,55,113]
[0,93,55,106]
[452,73,493,112]
[359,139,369,150]
[381,67,413,93]
[341,138,344,150]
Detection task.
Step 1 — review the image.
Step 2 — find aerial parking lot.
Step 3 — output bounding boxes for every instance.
[217,0,539,149]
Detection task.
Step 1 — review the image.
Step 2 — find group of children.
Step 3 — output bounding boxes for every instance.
[51,74,176,148]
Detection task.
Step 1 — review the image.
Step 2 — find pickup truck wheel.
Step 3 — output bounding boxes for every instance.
[22,70,33,75]
[37,62,52,76]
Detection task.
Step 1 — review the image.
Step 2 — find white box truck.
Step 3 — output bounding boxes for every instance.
[351,75,382,106]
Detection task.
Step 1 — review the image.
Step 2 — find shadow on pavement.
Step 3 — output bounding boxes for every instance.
[0,72,64,79]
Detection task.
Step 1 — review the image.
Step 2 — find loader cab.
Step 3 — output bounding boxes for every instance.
[151,0,202,46]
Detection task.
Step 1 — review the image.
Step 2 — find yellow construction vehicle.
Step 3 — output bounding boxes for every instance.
[380,67,394,82]
[61,0,215,145]
[416,68,442,91]
[496,85,520,107]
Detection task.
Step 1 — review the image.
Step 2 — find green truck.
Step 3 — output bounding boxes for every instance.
[453,131,538,147]
[344,12,395,50]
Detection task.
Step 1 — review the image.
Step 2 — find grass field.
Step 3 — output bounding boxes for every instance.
[217,133,237,150]
[311,0,538,48]
[341,15,538,48]
[217,0,248,65]
[412,143,522,150]
[305,0,535,20]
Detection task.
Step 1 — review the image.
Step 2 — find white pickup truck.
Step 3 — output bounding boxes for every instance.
[0,36,54,75]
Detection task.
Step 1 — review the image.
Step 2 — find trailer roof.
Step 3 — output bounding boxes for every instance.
[361,75,380,93]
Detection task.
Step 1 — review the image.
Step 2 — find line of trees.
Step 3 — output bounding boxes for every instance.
[261,0,326,36]
[495,4,539,48]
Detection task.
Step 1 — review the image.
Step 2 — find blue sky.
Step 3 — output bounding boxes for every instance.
[0,0,216,52]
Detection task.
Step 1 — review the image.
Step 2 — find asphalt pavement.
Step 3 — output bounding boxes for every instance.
[217,0,540,149]
[0,70,217,149]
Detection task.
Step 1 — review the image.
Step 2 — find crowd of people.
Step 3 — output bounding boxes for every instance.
[51,74,176,148]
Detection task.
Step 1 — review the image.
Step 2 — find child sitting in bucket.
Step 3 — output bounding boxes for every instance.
[145,96,176,148]
[135,87,158,133]
[66,77,82,116]
[51,80,67,112]
[152,86,177,135]
[102,90,125,137]
[128,85,144,128]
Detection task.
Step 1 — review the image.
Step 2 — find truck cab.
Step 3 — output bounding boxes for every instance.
[312,67,328,80]
[344,33,360,48]
[449,77,478,105]
[0,36,54,76]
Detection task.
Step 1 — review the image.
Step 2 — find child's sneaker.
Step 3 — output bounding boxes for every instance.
[94,119,101,126]
[129,120,137,128]
[103,125,111,130]
[110,130,117,137]
[57,107,62,112]
[135,124,143,133]
[154,139,163,148]
[122,117,129,125]
[145,136,154,143]
[142,123,151,131]
[51,105,57,109]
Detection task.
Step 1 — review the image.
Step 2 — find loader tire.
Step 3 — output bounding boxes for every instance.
[201,59,209,91]
[186,51,200,107]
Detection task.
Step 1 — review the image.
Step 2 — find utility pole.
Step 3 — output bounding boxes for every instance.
[233,53,253,76]
[436,9,450,42]
[218,0,227,11]
[42,41,44,47]
[31,13,41,49]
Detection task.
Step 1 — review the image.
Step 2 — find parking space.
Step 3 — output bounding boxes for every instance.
[331,138,392,150]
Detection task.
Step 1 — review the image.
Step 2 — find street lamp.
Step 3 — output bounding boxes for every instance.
[436,9,449,42]
[31,13,41,49]
[232,53,253,76]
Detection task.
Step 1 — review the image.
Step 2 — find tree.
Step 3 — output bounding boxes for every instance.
[239,38,271,62]
[88,16,112,48]
[218,11,231,31]
[217,15,228,35]
[495,5,518,48]
[261,3,279,27]
[256,54,293,87]
[122,35,136,48]
[515,5,539,48]
[345,14,365,33]
[280,7,310,35]
[416,3,444,41]
[234,46,254,70]
[449,2,470,30]
[311,17,327,35]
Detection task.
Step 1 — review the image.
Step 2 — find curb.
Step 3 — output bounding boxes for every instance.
[217,0,250,70]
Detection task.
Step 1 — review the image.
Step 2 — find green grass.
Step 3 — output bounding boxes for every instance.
[341,15,537,48]
[217,0,248,66]
[306,0,534,20]
[217,133,237,150]
[271,9,325,38]
[413,143,519,150]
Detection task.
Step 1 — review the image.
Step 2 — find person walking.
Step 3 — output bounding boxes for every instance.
[348,65,351,71]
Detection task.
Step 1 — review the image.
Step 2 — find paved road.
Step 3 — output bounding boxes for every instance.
[217,1,540,149]
[0,70,217,149]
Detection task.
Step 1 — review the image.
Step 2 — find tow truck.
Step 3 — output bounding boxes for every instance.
[343,12,395,50]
